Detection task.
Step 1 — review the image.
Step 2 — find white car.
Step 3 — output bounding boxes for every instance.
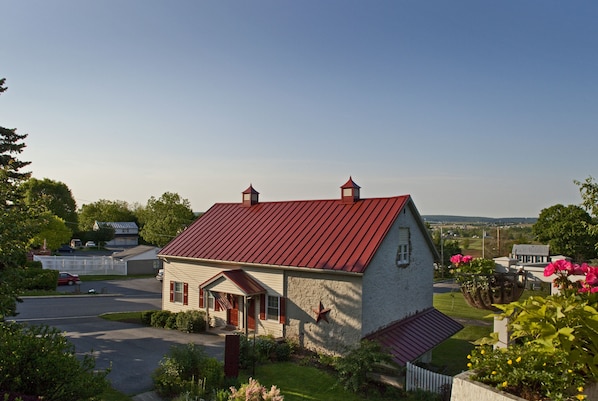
[156,269,164,281]
[85,241,96,247]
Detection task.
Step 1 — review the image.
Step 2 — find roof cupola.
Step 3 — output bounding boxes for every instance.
[341,176,360,204]
[242,184,259,207]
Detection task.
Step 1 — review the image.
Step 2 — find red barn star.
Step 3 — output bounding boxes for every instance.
[313,301,331,323]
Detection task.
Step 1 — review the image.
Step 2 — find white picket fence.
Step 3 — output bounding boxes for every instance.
[406,361,453,396]
[33,255,127,275]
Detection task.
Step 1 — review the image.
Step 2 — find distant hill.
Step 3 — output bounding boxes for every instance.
[422,215,537,225]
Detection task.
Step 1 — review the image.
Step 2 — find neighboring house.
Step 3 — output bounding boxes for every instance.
[510,244,550,264]
[158,178,461,365]
[112,245,162,275]
[93,221,139,248]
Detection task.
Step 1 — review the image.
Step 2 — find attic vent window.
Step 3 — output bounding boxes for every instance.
[340,176,361,204]
[242,184,259,207]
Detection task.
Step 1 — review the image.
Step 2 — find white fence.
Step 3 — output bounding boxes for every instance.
[34,255,127,276]
[406,362,453,396]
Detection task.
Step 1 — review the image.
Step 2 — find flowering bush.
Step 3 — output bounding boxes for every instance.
[468,345,587,401]
[450,254,496,282]
[228,378,283,401]
[543,259,598,295]
[467,259,598,400]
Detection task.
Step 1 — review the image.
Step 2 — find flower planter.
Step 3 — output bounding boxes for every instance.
[459,272,526,311]
[451,371,598,401]
[450,371,526,401]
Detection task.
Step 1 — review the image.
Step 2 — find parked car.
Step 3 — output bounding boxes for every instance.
[57,272,81,286]
[156,269,164,281]
[57,244,74,253]
[85,241,96,247]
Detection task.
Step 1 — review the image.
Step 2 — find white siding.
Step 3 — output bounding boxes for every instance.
[161,260,284,337]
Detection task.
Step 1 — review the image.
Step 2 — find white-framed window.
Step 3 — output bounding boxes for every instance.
[267,296,279,320]
[396,227,410,267]
[208,292,215,310]
[173,281,184,303]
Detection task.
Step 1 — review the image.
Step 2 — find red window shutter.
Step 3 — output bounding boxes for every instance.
[183,283,189,305]
[279,297,286,324]
[169,281,174,302]
[199,288,204,308]
[259,294,265,320]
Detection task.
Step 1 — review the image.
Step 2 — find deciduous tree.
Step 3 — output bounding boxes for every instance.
[532,204,598,262]
[575,176,598,252]
[22,177,78,232]
[78,199,136,231]
[30,212,72,251]
[138,192,196,247]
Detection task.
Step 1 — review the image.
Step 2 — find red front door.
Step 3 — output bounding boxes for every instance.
[248,298,256,330]
[227,295,239,327]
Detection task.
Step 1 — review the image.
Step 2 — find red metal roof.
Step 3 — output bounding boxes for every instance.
[160,195,410,273]
[200,270,266,295]
[365,308,463,366]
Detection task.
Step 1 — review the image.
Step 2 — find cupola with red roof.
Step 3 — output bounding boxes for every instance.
[242,184,259,207]
[341,176,361,204]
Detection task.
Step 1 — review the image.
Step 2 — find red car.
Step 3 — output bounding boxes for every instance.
[57,272,81,286]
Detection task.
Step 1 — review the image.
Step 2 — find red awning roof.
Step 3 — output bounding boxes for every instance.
[160,196,412,273]
[365,308,463,366]
[200,269,266,296]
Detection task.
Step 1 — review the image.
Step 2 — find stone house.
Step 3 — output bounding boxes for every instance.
[158,178,461,365]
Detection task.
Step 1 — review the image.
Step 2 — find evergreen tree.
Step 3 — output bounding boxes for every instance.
[0,78,35,270]
[0,77,39,318]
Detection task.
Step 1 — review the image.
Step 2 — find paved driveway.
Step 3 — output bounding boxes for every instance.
[14,278,225,396]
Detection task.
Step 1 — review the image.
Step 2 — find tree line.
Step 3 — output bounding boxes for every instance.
[23,179,198,251]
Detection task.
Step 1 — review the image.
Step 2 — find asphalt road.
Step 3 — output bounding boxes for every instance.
[12,278,225,396]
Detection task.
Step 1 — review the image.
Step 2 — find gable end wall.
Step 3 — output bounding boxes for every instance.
[362,202,434,336]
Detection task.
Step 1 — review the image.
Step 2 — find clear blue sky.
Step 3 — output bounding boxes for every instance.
[1,1,596,217]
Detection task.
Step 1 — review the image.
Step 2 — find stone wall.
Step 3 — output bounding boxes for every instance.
[361,201,435,336]
[286,270,362,356]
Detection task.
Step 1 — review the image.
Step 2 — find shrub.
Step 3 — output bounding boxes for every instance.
[469,345,586,401]
[229,378,283,401]
[469,259,598,400]
[152,343,224,399]
[141,310,156,325]
[165,313,178,329]
[0,322,109,401]
[254,335,277,363]
[274,341,292,362]
[24,261,42,269]
[335,339,394,394]
[150,310,173,328]
[20,268,58,291]
[175,310,206,333]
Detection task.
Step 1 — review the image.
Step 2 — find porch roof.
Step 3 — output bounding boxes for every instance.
[199,269,266,296]
[365,308,463,366]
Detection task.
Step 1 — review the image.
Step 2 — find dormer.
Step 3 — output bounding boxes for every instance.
[242,184,259,207]
[341,177,360,204]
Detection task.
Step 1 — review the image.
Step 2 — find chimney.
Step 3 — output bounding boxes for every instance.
[242,184,259,207]
[340,177,360,204]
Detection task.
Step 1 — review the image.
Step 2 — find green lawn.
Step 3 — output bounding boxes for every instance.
[433,291,494,321]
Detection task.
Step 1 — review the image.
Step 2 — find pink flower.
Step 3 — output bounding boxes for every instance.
[554,259,572,273]
[450,254,463,265]
[463,255,473,263]
[578,263,591,275]
[544,263,556,277]
[585,272,598,286]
